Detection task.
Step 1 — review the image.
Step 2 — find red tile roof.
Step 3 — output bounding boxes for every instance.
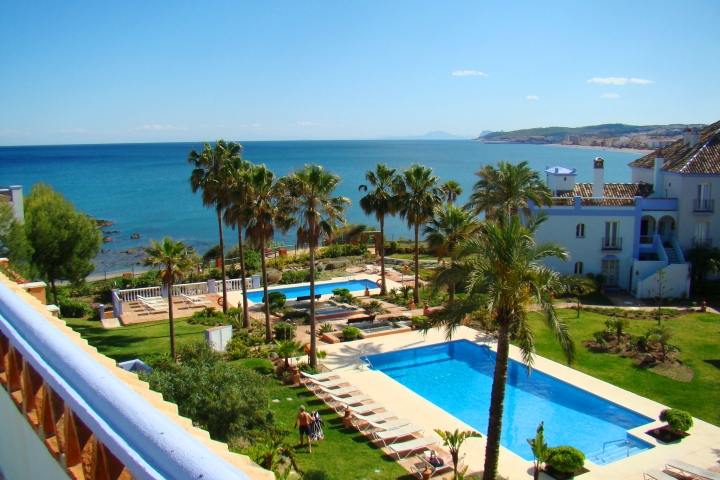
[553,183,652,206]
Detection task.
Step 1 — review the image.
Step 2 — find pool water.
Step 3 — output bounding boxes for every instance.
[366,340,654,461]
[245,279,377,303]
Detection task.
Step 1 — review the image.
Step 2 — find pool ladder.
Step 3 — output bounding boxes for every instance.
[356,348,373,371]
[602,438,630,457]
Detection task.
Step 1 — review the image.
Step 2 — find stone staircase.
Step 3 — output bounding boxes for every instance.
[664,244,680,264]
[586,438,651,465]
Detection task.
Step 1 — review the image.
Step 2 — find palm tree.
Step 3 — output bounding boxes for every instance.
[430,216,575,480]
[188,140,243,313]
[423,204,480,302]
[555,274,596,318]
[434,428,482,479]
[466,160,552,223]
[279,165,350,367]
[440,179,463,204]
[143,237,193,359]
[358,163,398,295]
[245,164,282,343]
[393,164,442,305]
[224,156,253,327]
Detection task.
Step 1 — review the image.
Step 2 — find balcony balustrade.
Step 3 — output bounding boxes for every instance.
[692,237,713,248]
[601,237,623,250]
[693,198,715,213]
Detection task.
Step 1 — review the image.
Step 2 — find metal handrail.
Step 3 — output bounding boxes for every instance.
[602,438,630,457]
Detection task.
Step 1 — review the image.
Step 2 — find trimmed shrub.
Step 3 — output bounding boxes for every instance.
[279,269,320,285]
[265,268,282,284]
[224,337,251,360]
[273,322,296,341]
[342,326,361,341]
[325,258,351,270]
[412,315,430,328]
[660,409,693,432]
[282,310,309,322]
[546,446,585,473]
[58,297,93,318]
[263,292,286,310]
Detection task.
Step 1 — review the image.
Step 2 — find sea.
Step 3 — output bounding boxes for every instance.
[0,141,643,275]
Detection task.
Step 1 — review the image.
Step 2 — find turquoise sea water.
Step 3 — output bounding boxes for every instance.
[367,340,654,461]
[0,141,641,273]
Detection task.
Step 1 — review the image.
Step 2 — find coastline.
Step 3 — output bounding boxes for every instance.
[543,143,653,155]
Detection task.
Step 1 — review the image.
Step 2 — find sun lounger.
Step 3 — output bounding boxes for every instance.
[351,411,398,430]
[412,452,464,478]
[180,293,212,308]
[299,371,340,383]
[364,417,413,433]
[314,385,361,399]
[344,402,386,415]
[138,295,166,305]
[137,297,169,314]
[643,469,675,480]
[295,294,322,302]
[326,394,373,411]
[388,437,438,459]
[305,377,351,390]
[666,459,720,480]
[373,424,425,445]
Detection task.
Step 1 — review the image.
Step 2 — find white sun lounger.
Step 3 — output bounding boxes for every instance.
[299,371,340,383]
[351,411,398,430]
[306,377,350,391]
[326,394,373,411]
[643,469,675,480]
[180,293,211,307]
[666,459,720,480]
[364,417,413,433]
[373,424,425,445]
[388,437,438,459]
[413,452,464,478]
[137,297,169,314]
[344,402,386,415]
[314,385,361,398]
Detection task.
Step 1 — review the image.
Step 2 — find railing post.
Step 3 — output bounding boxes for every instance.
[207,279,216,294]
[111,289,123,317]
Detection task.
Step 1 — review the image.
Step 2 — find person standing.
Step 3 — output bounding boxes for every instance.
[294,405,313,453]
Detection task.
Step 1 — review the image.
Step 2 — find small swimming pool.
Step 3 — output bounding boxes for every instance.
[245,279,377,303]
[366,340,654,462]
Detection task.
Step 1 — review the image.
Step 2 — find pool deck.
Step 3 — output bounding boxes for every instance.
[315,326,720,480]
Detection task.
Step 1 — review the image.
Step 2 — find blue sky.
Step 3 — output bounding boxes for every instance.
[1,0,718,145]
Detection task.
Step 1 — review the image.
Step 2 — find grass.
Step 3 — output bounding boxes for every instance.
[61,317,208,361]
[62,317,413,479]
[387,253,437,261]
[518,309,720,426]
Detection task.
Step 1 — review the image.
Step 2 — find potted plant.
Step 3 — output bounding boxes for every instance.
[527,422,548,480]
[545,446,586,479]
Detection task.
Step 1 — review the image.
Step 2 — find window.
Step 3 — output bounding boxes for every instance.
[604,221,620,248]
[696,183,712,211]
[574,262,584,275]
[602,260,620,286]
[576,223,585,238]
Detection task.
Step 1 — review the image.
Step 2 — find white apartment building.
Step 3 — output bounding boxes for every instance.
[530,120,720,299]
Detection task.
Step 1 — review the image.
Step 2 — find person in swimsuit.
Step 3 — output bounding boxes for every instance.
[294,405,313,453]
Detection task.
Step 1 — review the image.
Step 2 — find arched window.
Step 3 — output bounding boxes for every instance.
[574,262,584,275]
[576,223,585,238]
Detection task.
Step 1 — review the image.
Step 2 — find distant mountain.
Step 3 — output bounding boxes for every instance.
[478,130,493,137]
[383,131,474,140]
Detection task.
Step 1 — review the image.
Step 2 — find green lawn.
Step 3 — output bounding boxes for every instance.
[519,309,720,426]
[387,253,437,261]
[62,317,208,361]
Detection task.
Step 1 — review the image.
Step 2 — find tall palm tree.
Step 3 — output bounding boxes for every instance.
[423,203,480,302]
[224,156,254,327]
[245,164,282,343]
[143,237,193,359]
[279,165,350,367]
[466,160,552,223]
[393,164,442,305]
[358,163,398,295]
[430,215,575,480]
[188,140,243,313]
[440,179,463,204]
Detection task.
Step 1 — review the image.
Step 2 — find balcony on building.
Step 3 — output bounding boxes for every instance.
[692,237,713,248]
[601,237,622,250]
[693,198,715,213]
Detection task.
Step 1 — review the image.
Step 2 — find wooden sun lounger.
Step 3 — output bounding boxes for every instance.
[666,459,720,480]
[373,424,425,446]
[643,469,675,480]
[388,437,438,459]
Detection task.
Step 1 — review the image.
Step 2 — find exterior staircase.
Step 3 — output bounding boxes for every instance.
[585,438,651,465]
[664,244,680,264]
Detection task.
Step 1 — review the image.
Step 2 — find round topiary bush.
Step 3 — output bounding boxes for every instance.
[546,446,585,473]
[264,292,286,310]
[660,409,693,433]
[273,322,296,341]
[342,326,361,341]
[265,268,282,284]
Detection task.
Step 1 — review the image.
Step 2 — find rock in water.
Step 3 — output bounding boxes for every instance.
[130,233,140,239]
[102,237,112,243]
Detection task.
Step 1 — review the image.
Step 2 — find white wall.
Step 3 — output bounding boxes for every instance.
[630,167,654,185]
[0,388,69,480]
[635,263,691,299]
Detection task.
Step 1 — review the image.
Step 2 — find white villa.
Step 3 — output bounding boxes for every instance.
[531,120,720,298]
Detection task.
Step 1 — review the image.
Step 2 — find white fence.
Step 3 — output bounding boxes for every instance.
[172,282,209,296]
[119,286,162,302]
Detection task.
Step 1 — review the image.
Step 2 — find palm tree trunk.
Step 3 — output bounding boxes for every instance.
[413,223,420,305]
[261,245,272,343]
[237,228,250,328]
[379,217,387,296]
[308,227,317,368]
[217,208,228,313]
[483,320,510,480]
[168,280,176,360]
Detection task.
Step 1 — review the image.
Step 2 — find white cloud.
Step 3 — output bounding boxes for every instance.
[452,70,488,76]
[588,77,653,85]
[252,123,260,127]
[140,124,187,131]
[0,129,29,136]
[59,128,87,133]
[526,95,539,100]
[601,93,620,99]
[299,122,320,127]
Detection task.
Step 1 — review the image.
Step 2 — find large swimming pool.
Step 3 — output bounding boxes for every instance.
[245,279,377,303]
[366,340,654,462]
